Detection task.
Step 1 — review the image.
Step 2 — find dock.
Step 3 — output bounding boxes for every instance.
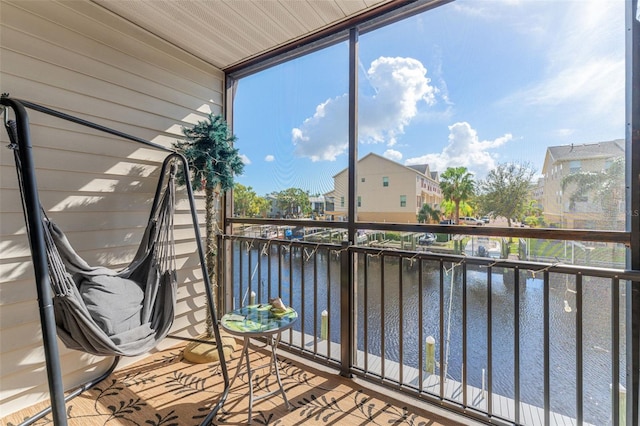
[280,329,595,426]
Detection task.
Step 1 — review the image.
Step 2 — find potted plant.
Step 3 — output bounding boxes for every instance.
[173,113,244,362]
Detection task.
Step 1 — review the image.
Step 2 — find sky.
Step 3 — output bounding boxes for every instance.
[233,0,626,197]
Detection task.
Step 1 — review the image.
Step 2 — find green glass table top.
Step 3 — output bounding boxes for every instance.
[221,304,298,335]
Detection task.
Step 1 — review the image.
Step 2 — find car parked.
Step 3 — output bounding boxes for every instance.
[418,233,436,245]
[460,217,483,225]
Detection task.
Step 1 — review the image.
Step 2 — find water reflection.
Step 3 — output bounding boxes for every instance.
[231,243,624,425]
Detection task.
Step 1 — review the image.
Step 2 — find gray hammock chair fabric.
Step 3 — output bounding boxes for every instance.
[43,166,177,356]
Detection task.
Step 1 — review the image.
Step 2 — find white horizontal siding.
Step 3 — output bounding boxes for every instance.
[0,0,222,417]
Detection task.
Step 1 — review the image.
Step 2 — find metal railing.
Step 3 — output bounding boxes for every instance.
[223,235,344,365]
[220,227,639,426]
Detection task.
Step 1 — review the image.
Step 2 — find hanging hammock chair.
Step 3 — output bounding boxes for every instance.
[45,166,177,357]
[1,95,229,426]
[8,115,178,357]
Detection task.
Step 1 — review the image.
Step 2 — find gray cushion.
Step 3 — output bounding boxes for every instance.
[78,275,145,337]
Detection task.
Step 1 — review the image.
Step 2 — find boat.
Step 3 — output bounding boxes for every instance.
[464,237,502,258]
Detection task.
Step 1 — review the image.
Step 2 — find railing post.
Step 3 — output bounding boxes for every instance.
[340,241,353,377]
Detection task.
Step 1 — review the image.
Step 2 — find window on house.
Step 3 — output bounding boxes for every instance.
[341,196,345,208]
[570,160,581,174]
[357,196,361,207]
[382,177,389,187]
[400,195,406,207]
[361,177,365,182]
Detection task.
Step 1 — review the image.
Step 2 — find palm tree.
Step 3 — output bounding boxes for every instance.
[439,166,475,225]
[173,114,244,338]
[417,203,441,223]
[561,156,624,230]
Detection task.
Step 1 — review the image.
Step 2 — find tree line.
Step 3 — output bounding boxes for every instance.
[234,159,624,228]
[234,185,313,218]
[422,163,540,227]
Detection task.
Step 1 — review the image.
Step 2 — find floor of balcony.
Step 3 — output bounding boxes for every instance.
[1,340,475,426]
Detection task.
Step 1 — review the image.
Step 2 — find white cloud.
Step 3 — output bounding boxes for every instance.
[455,1,624,131]
[405,122,512,177]
[554,128,575,138]
[292,56,437,161]
[264,155,275,162]
[383,149,403,162]
[499,0,624,125]
[451,2,499,20]
[509,59,623,118]
[239,154,251,165]
[290,96,347,162]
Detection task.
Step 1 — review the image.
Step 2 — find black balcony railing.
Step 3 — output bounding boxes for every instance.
[220,225,639,426]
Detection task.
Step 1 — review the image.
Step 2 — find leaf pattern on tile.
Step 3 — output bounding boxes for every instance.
[121,371,157,387]
[144,410,179,426]
[354,389,377,421]
[191,405,215,422]
[297,394,345,423]
[94,378,126,411]
[165,371,208,397]
[105,397,146,422]
[3,346,446,426]
[252,411,284,425]
[159,351,182,365]
[279,359,332,391]
[355,391,429,426]
[382,405,429,425]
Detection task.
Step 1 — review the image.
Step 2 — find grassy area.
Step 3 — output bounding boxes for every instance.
[330,230,626,267]
[525,238,626,266]
[427,236,624,267]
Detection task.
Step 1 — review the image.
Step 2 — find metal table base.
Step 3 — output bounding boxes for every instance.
[225,332,291,424]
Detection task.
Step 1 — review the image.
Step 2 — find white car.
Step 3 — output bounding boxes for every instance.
[460,217,483,225]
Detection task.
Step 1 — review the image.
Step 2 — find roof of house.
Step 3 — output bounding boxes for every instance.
[407,164,429,174]
[331,152,439,180]
[547,139,625,162]
[407,164,440,181]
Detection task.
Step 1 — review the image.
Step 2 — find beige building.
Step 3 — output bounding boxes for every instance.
[540,139,625,229]
[324,153,442,223]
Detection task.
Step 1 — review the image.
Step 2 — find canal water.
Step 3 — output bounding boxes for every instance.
[232,244,625,425]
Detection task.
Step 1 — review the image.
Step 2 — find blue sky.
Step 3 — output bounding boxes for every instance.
[233,0,626,197]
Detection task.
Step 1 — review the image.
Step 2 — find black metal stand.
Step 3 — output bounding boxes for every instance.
[18,357,120,426]
[1,96,229,426]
